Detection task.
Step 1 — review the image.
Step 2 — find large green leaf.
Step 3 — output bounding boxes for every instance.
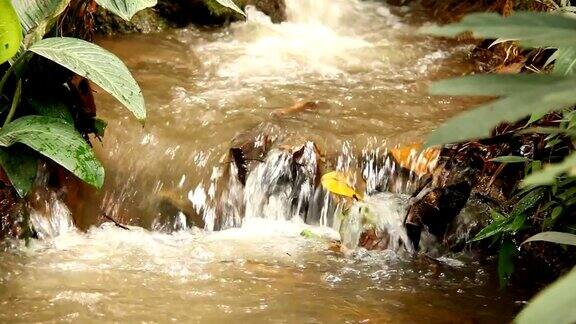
[522,231,576,246]
[214,0,246,17]
[11,0,69,32]
[421,12,576,48]
[554,47,576,76]
[0,0,22,64]
[425,74,576,146]
[11,0,70,47]
[0,146,37,197]
[523,152,576,186]
[429,74,565,97]
[515,267,576,324]
[0,116,104,188]
[29,37,146,120]
[27,96,74,124]
[95,0,157,21]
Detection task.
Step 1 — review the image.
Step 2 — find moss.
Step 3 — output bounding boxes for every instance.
[93,8,170,36]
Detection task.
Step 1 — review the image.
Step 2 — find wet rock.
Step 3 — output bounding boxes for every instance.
[0,169,24,239]
[242,0,287,23]
[405,180,472,249]
[202,0,287,23]
[359,227,390,250]
[153,191,205,231]
[212,123,326,229]
[93,0,287,35]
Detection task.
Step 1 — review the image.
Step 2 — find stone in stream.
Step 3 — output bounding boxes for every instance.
[0,168,27,239]
[92,0,288,35]
[153,191,206,231]
[404,180,472,249]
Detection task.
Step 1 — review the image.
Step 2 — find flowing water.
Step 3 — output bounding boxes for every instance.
[0,0,527,322]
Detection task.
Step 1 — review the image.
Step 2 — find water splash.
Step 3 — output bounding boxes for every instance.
[29,193,75,240]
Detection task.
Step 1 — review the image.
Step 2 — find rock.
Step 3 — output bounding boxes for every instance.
[153,191,206,231]
[93,8,170,35]
[0,169,24,239]
[93,0,287,35]
[202,0,287,23]
[405,180,472,250]
[242,0,287,23]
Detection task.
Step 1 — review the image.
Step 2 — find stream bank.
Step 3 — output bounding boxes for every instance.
[1,0,569,321]
[386,0,576,286]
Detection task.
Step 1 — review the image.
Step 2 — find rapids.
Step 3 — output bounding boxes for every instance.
[0,0,527,322]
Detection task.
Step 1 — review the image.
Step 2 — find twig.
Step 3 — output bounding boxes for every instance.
[102,213,130,230]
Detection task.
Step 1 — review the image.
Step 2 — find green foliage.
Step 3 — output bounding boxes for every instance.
[523,152,576,186]
[422,12,576,48]
[553,46,576,76]
[498,240,517,288]
[0,0,22,64]
[425,74,576,146]
[0,146,36,197]
[515,266,576,324]
[300,229,319,239]
[0,0,149,195]
[11,0,71,47]
[522,231,576,246]
[425,9,576,316]
[423,11,576,186]
[11,0,70,33]
[29,37,146,120]
[95,0,157,21]
[213,0,246,17]
[27,97,74,124]
[0,116,104,188]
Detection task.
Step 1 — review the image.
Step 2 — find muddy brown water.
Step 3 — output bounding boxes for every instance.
[0,0,527,322]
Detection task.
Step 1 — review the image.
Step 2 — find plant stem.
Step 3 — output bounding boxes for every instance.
[0,64,16,96]
[0,53,30,96]
[3,80,22,127]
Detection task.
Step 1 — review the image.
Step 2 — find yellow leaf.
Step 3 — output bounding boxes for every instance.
[321,171,362,200]
[390,143,440,176]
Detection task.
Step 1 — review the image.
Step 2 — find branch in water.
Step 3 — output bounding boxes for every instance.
[102,213,130,230]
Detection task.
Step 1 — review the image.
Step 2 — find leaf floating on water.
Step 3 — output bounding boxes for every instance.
[321,171,362,200]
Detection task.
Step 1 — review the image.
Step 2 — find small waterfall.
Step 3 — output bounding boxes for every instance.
[29,193,75,240]
[30,194,76,239]
[186,134,437,253]
[78,0,469,254]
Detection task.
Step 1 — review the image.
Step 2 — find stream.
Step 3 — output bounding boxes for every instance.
[0,0,526,322]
